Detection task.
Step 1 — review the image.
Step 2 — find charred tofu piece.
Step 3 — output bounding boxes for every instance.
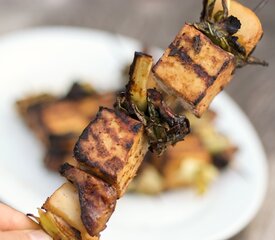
[153,24,235,117]
[41,93,115,170]
[17,82,114,145]
[59,164,117,237]
[39,98,103,137]
[74,107,148,197]
[213,0,263,55]
[16,93,56,122]
[41,182,99,240]
[16,94,57,144]
[17,84,115,171]
[37,93,114,145]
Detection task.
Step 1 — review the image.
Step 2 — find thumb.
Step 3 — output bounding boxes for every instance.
[0,229,52,240]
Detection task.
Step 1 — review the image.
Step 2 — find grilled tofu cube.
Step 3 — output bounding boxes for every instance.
[59,164,117,236]
[39,98,100,137]
[16,93,56,124]
[42,182,99,240]
[16,94,57,144]
[20,92,114,144]
[153,24,235,117]
[74,107,148,197]
[17,88,115,171]
[213,0,263,55]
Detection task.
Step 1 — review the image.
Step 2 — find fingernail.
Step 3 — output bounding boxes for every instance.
[28,230,52,240]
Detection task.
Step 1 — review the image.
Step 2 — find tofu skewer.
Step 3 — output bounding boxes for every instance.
[33,52,190,239]
[153,0,267,117]
[31,1,266,239]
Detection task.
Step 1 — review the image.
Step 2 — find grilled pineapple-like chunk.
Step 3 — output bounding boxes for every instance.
[41,182,99,240]
[128,164,164,195]
[153,24,235,117]
[156,135,212,189]
[38,209,81,240]
[213,0,263,55]
[74,107,148,197]
[43,183,85,235]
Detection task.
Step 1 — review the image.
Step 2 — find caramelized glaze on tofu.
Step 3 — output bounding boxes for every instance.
[60,164,117,237]
[153,24,235,117]
[74,107,148,197]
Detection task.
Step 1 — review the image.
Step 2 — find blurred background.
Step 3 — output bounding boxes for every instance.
[0,0,274,239]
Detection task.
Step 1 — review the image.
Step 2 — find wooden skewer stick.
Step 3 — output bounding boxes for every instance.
[253,0,269,13]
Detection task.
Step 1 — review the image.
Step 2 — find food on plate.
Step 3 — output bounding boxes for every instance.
[16,82,115,171]
[26,1,266,239]
[18,82,236,194]
[129,110,237,194]
[29,52,190,239]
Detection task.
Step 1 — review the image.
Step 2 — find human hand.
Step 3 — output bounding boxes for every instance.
[0,203,51,240]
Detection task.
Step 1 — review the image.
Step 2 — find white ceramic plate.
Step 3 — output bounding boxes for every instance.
[0,27,268,240]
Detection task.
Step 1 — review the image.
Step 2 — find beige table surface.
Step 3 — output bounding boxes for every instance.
[0,0,274,239]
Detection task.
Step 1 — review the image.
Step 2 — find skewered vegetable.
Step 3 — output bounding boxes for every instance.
[153,0,267,117]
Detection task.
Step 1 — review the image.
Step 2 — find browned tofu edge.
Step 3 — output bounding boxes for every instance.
[153,24,236,117]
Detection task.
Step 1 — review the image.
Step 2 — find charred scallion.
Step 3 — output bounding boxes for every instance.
[115,52,190,155]
[196,0,268,67]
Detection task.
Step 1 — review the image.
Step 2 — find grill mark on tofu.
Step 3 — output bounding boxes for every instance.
[114,108,132,126]
[103,116,135,151]
[193,92,207,106]
[74,142,90,165]
[193,35,202,54]
[131,123,142,134]
[89,129,110,159]
[104,156,124,174]
[115,110,142,134]
[104,123,120,146]
[124,140,134,150]
[79,126,89,140]
[74,107,146,194]
[168,42,232,91]
[169,43,216,87]
[216,60,232,77]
